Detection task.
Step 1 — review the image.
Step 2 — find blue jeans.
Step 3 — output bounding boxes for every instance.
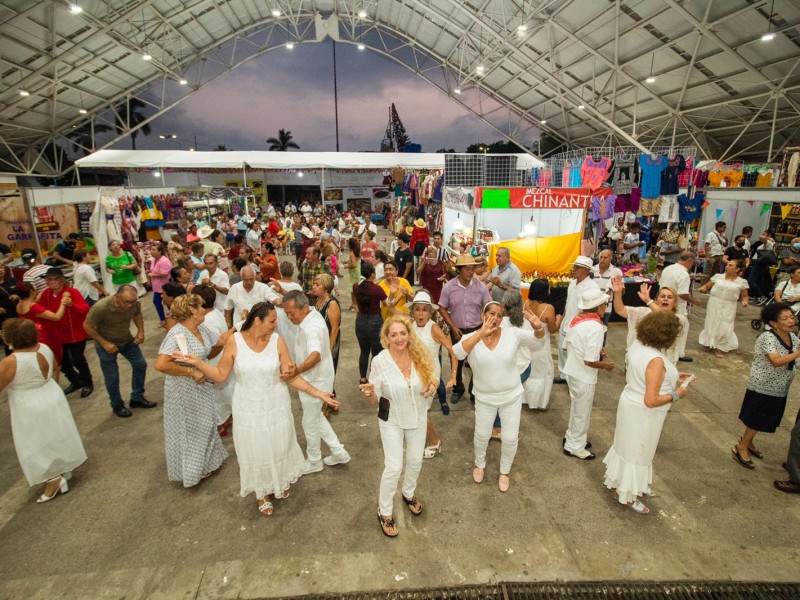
[153,292,166,322]
[95,340,147,409]
[494,363,531,428]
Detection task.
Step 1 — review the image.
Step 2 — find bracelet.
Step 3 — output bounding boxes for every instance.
[647,300,654,306]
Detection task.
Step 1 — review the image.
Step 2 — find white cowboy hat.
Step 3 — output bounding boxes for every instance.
[411,290,438,309]
[572,255,594,270]
[197,225,214,239]
[578,288,608,310]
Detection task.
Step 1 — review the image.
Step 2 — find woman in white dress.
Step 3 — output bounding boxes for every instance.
[698,259,749,357]
[522,279,559,410]
[603,311,692,514]
[611,277,689,365]
[453,302,546,492]
[183,301,340,517]
[0,318,87,503]
[359,314,438,538]
[409,291,457,458]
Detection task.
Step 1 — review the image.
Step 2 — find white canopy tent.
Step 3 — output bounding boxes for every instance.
[75,150,544,171]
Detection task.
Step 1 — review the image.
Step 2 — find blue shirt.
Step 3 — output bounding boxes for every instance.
[639,154,668,199]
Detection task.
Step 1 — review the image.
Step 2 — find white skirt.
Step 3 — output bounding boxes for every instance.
[602,397,669,504]
[523,375,553,410]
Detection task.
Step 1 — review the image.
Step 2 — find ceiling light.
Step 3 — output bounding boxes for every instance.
[179,79,188,85]
[577,104,584,109]
[272,9,281,17]
[286,42,295,49]
[645,76,656,83]
[539,119,546,124]
[517,24,528,32]
[761,32,775,41]
[69,4,82,14]
[454,87,461,94]
[297,171,304,177]
[358,9,367,18]
[19,90,30,96]
[476,64,485,73]
[523,217,537,237]
[159,134,166,139]
[142,53,152,61]
[453,213,465,230]
[79,108,87,114]
[357,43,365,50]
[189,147,195,152]
[153,171,161,178]
[762,0,776,42]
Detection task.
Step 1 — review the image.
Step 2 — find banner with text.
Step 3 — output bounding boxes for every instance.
[477,187,612,209]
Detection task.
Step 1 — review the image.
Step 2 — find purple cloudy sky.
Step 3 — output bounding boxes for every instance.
[137,41,504,153]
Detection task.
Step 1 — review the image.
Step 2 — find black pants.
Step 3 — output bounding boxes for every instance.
[450,324,481,396]
[62,339,92,387]
[355,313,383,379]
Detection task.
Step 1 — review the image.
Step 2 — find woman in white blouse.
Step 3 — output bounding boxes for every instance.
[359,314,438,538]
[453,301,546,492]
[773,265,800,312]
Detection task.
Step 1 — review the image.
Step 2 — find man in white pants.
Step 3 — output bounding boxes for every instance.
[556,256,599,383]
[563,289,615,459]
[659,251,699,362]
[281,290,350,473]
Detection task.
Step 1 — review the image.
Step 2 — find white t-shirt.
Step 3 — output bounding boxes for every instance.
[776,279,800,312]
[623,232,640,252]
[197,268,230,313]
[295,310,335,390]
[246,229,261,250]
[453,327,540,405]
[202,308,228,336]
[591,265,623,307]
[225,281,279,322]
[563,319,605,385]
[659,263,691,315]
[73,263,99,301]
[705,231,727,257]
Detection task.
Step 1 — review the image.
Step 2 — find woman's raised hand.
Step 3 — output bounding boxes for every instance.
[523,309,543,330]
[611,275,625,294]
[638,282,652,304]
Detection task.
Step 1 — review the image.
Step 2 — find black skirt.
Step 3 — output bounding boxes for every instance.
[738,389,788,433]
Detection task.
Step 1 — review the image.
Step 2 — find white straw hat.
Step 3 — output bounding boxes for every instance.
[577,288,608,310]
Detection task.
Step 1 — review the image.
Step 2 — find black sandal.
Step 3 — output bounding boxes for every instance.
[732,446,755,470]
[402,496,423,515]
[377,513,398,537]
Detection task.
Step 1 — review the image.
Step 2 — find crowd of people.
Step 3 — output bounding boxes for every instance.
[1,202,799,534]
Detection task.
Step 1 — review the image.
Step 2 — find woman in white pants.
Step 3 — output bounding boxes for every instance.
[453,301,546,492]
[359,314,437,537]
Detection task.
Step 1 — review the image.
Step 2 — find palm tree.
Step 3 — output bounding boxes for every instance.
[214,144,229,151]
[66,122,113,156]
[113,98,151,150]
[266,129,300,151]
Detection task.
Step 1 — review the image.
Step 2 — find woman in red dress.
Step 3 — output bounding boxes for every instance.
[416,246,447,303]
[14,282,69,373]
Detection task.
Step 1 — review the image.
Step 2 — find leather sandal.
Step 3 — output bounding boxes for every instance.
[377,513,398,537]
[472,466,484,484]
[739,437,763,459]
[258,498,274,516]
[498,474,510,493]
[402,496,423,515]
[732,446,755,470]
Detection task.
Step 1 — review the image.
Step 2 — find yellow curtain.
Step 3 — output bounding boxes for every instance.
[488,232,582,275]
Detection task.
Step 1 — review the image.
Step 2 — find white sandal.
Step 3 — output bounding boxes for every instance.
[627,500,650,514]
[423,440,443,459]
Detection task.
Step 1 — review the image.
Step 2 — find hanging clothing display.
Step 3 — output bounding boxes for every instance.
[707,170,726,187]
[639,197,662,217]
[693,169,709,189]
[568,158,583,188]
[612,158,635,195]
[658,195,680,223]
[756,169,773,188]
[660,154,687,195]
[726,169,744,188]
[562,161,571,187]
[678,192,704,223]
[788,152,799,187]
[580,156,612,189]
[676,156,695,188]
[639,154,668,198]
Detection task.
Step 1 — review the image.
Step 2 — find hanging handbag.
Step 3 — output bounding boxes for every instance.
[660,229,680,244]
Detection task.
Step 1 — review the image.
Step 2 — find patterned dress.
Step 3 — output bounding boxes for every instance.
[159,323,228,487]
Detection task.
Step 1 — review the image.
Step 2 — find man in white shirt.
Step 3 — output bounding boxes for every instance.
[591,249,623,323]
[562,289,615,459]
[487,247,522,303]
[224,266,279,329]
[623,222,645,263]
[281,290,350,474]
[197,255,230,313]
[703,221,727,284]
[659,250,699,362]
[740,226,753,253]
[72,248,107,306]
[556,256,599,383]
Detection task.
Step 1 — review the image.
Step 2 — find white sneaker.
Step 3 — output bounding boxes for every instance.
[323,450,351,466]
[301,459,324,474]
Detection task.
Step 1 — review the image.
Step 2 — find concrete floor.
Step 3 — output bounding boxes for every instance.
[1,266,800,599]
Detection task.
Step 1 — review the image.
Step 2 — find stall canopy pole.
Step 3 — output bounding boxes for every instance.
[320,168,326,210]
[75,167,82,186]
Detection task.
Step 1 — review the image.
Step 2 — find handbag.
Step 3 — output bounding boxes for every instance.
[125,251,142,275]
[756,248,778,266]
[660,229,680,244]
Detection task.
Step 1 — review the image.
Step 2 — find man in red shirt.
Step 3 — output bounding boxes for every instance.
[227,233,246,261]
[39,267,93,397]
[267,216,280,241]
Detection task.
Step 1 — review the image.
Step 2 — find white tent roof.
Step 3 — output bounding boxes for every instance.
[75,150,544,171]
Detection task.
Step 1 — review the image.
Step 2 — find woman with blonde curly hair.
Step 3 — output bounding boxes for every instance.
[359,314,437,538]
